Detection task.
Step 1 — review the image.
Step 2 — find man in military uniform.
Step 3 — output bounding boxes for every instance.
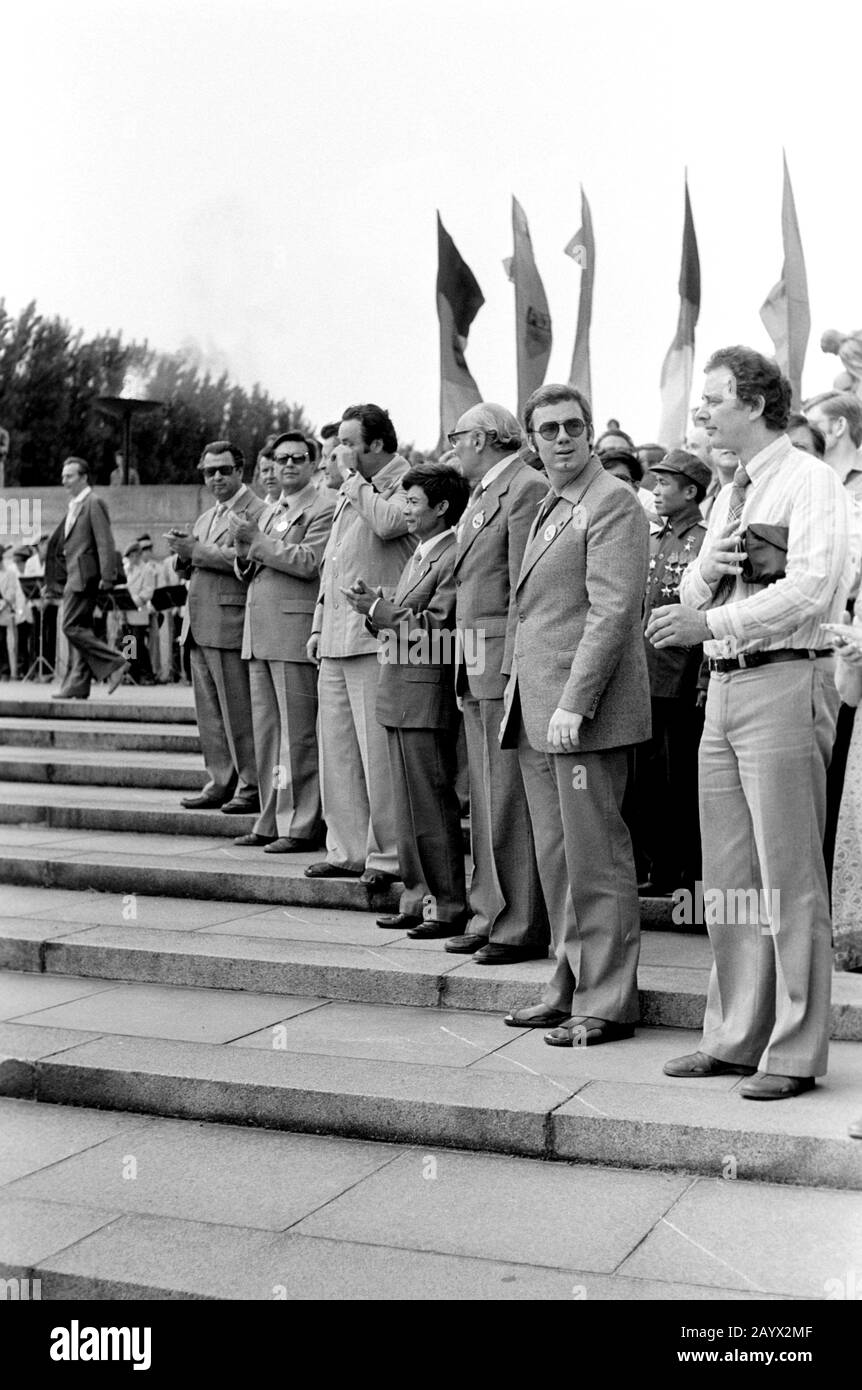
[634,449,711,895]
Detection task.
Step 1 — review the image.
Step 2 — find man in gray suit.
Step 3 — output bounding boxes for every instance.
[168,441,266,813]
[305,404,415,888]
[230,432,334,851]
[50,456,129,700]
[501,383,651,1044]
[446,403,549,965]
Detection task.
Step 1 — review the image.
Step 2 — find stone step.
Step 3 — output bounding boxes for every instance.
[0,895,858,1038]
[0,782,249,837]
[1,982,859,1189]
[0,747,204,791]
[0,717,201,754]
[0,690,197,725]
[0,833,677,926]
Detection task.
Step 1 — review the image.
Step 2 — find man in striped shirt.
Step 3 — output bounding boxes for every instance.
[647,345,854,1100]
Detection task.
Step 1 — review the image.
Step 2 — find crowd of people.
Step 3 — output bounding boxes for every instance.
[8,344,862,1131]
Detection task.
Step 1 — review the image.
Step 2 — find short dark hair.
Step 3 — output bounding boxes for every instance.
[596,427,636,454]
[804,391,862,448]
[402,462,471,527]
[600,448,643,484]
[199,440,245,472]
[320,422,340,441]
[705,346,792,432]
[271,430,317,463]
[62,456,91,481]
[341,403,398,454]
[523,383,594,440]
[787,412,826,460]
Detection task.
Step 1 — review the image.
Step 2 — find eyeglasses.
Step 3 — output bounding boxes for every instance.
[274,453,309,464]
[447,430,471,447]
[534,418,588,442]
[202,464,237,478]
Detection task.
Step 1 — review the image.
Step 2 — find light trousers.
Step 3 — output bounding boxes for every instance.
[318,654,398,874]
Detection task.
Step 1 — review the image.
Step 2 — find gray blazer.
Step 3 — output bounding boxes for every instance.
[369,534,458,730]
[501,456,651,754]
[238,485,334,663]
[452,456,547,700]
[179,485,267,649]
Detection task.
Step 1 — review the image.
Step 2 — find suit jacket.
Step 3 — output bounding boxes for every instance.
[49,492,118,593]
[178,485,267,649]
[452,456,547,700]
[369,533,458,730]
[313,455,416,658]
[238,484,334,663]
[501,456,651,754]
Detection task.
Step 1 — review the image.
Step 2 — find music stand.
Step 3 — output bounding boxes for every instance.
[20,577,55,683]
[99,586,142,687]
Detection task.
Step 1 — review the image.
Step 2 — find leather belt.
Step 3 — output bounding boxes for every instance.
[708,648,832,674]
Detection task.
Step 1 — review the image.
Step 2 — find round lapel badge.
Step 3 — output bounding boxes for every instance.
[543,523,557,541]
[471,510,485,530]
[276,517,290,532]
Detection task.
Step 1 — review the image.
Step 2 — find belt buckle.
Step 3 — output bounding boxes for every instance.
[737,653,751,670]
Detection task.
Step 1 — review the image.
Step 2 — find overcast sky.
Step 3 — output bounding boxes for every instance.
[4,0,860,449]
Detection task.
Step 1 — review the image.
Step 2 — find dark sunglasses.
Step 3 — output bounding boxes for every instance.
[202,464,237,478]
[534,418,588,442]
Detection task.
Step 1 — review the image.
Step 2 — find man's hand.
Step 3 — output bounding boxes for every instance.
[646,604,712,649]
[547,707,583,751]
[332,444,359,483]
[341,577,378,616]
[700,521,745,586]
[306,633,321,665]
[227,513,257,547]
[166,532,195,562]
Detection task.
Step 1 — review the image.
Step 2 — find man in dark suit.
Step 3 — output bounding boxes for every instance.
[345,462,471,936]
[231,432,334,851]
[501,383,651,1044]
[49,457,129,700]
[446,402,549,965]
[168,441,266,813]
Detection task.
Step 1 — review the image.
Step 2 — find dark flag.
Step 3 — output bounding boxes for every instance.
[658,175,701,449]
[437,212,484,443]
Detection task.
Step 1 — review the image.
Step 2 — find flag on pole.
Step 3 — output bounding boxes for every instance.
[759,152,810,408]
[437,212,484,443]
[511,196,553,416]
[565,185,595,402]
[658,175,700,449]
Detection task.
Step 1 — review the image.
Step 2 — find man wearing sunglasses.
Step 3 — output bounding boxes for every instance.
[500,384,651,1044]
[168,441,266,813]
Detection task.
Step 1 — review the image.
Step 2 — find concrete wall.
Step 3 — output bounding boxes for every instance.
[0,486,211,556]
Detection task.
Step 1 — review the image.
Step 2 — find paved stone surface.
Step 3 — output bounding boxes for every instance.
[0,887,108,918]
[5,1117,401,1230]
[233,1001,512,1068]
[0,1196,120,1273]
[10,978,324,1043]
[295,1148,689,1272]
[617,1179,862,1298]
[0,971,115,1021]
[29,892,266,930]
[199,904,409,946]
[0,1096,151,1185]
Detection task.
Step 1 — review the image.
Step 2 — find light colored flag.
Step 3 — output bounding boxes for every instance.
[658,176,700,449]
[511,196,552,415]
[759,152,810,407]
[436,213,484,444]
[566,186,595,401]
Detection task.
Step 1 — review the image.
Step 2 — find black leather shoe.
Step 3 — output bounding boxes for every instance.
[544,1016,636,1047]
[264,837,319,853]
[504,1004,571,1029]
[105,660,131,695]
[444,933,488,954]
[740,1072,815,1101]
[181,794,229,810]
[376,913,422,930]
[637,879,674,897]
[304,862,363,878]
[473,943,548,966]
[407,921,465,939]
[220,797,261,815]
[663,1050,757,1078]
[848,1116,862,1140]
[359,869,400,889]
[234,833,276,847]
[52,687,90,700]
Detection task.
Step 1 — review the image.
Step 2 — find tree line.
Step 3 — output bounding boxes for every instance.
[0,300,312,487]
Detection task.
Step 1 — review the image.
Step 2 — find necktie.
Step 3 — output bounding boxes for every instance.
[456,486,483,543]
[713,465,751,604]
[533,491,559,533]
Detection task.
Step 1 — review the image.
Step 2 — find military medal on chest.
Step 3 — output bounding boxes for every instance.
[471,510,485,531]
